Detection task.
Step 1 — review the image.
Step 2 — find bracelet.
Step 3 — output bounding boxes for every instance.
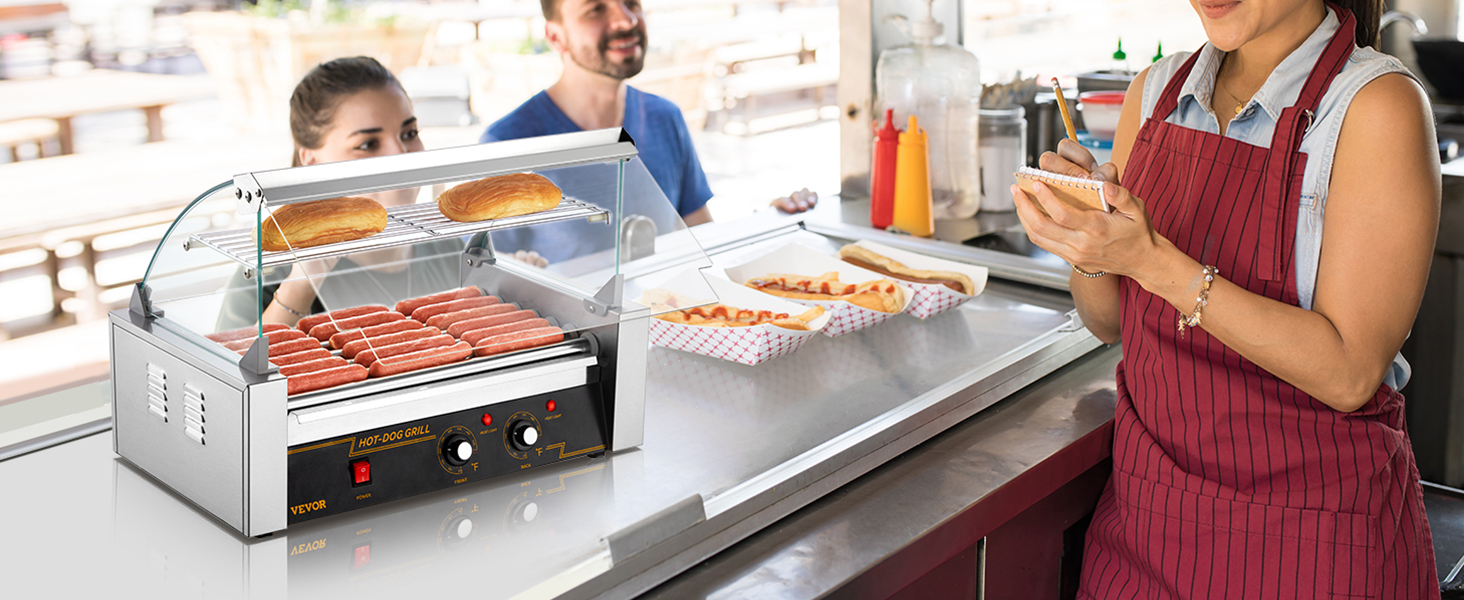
[1176,265,1219,338]
[1073,264,1107,278]
[272,296,306,318]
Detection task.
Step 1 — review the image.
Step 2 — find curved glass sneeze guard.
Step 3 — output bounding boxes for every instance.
[136,130,719,371]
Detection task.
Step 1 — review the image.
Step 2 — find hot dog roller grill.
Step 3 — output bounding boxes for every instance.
[110,129,716,537]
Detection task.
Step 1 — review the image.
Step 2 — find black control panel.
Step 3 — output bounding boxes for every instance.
[286,385,606,524]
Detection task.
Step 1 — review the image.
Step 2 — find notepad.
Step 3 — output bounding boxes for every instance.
[1014,166,1109,213]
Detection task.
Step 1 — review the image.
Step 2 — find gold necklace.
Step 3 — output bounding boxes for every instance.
[1216,63,1249,116]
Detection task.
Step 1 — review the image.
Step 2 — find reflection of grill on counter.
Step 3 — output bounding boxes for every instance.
[109,129,675,536]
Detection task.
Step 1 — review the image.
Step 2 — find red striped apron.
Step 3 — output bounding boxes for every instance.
[1078,7,1438,599]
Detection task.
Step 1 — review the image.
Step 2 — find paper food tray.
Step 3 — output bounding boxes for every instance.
[641,269,832,366]
[840,240,989,319]
[724,243,913,337]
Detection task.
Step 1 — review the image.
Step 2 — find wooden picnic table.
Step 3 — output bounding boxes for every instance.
[0,135,289,328]
[0,69,217,154]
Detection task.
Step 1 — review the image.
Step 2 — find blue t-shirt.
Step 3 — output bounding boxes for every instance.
[481,87,712,218]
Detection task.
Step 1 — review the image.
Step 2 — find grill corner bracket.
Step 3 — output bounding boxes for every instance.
[585,274,624,316]
[239,336,277,376]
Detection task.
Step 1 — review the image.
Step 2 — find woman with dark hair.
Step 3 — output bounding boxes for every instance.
[217,56,454,329]
[1012,0,1440,597]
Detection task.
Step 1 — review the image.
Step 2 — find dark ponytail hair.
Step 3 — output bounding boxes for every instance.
[289,56,404,167]
[1332,0,1384,49]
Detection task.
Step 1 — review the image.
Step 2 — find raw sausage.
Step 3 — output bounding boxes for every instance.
[223,327,309,351]
[207,323,288,343]
[295,305,389,333]
[426,303,518,331]
[394,287,481,316]
[279,356,349,377]
[410,296,500,322]
[447,309,537,338]
[368,342,472,378]
[307,311,406,341]
[473,327,564,357]
[459,317,549,345]
[288,364,368,395]
[239,337,321,357]
[329,319,423,349]
[340,327,440,359]
[269,348,333,366]
[355,334,457,367]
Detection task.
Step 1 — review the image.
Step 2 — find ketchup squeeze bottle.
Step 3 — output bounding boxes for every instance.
[870,109,900,230]
[892,115,934,237]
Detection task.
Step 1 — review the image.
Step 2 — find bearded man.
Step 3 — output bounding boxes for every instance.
[481,0,814,227]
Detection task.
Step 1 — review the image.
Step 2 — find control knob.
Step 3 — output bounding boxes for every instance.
[442,434,474,466]
[510,422,540,451]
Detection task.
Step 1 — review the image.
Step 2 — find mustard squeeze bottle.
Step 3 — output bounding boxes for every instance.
[892,115,933,237]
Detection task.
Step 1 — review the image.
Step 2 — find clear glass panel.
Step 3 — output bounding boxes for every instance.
[138,138,717,387]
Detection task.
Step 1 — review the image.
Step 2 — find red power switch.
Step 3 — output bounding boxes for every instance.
[353,543,371,570]
[351,460,371,486]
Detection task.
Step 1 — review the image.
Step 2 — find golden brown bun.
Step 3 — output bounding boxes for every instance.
[745,272,905,313]
[437,173,561,222]
[838,244,974,295]
[260,197,387,252]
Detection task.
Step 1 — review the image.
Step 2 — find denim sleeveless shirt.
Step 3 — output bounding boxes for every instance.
[1139,7,1415,389]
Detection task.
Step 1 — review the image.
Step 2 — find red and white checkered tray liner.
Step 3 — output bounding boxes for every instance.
[725,243,913,338]
[641,270,831,366]
[840,240,989,320]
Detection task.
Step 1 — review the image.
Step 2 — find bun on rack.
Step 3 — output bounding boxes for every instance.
[746,272,905,313]
[437,173,561,222]
[837,244,975,295]
[260,197,387,252]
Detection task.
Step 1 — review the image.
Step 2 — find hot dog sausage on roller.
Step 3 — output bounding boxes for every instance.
[329,319,423,349]
[473,327,564,357]
[460,317,550,346]
[307,311,406,341]
[425,303,518,331]
[447,309,537,338]
[279,356,349,377]
[340,327,440,359]
[394,287,481,316]
[410,296,501,323]
[207,323,288,343]
[288,364,368,395]
[296,305,389,333]
[270,348,333,366]
[368,342,473,378]
[256,337,324,356]
[223,328,310,352]
[355,334,457,367]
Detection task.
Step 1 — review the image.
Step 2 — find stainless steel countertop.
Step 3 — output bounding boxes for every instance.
[0,208,1105,599]
[644,346,1121,599]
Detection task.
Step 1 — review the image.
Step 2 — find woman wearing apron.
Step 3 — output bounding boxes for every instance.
[1012,0,1441,597]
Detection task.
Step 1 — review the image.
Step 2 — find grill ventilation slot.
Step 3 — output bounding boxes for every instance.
[145,363,167,423]
[183,384,206,445]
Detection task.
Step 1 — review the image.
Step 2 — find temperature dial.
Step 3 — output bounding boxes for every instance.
[442,434,474,466]
[510,422,540,451]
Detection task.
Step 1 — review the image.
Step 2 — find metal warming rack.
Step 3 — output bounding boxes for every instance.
[185,198,610,274]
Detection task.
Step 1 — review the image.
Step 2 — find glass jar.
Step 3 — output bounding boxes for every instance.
[978,106,1026,212]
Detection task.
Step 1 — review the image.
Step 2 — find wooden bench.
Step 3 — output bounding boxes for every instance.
[710,60,839,134]
[0,118,59,161]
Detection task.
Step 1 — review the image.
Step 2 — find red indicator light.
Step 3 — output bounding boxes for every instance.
[546,400,557,412]
[481,413,493,427]
[351,460,371,485]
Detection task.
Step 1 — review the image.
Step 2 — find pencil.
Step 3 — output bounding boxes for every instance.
[1052,77,1078,141]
